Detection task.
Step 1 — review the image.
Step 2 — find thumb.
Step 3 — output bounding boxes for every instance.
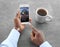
[32,28,38,37]
[16,10,21,19]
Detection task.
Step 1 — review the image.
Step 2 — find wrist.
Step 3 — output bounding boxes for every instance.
[39,41,45,47]
[14,27,21,33]
[38,40,45,46]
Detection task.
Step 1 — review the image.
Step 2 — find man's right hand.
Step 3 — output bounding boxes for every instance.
[30,26,45,46]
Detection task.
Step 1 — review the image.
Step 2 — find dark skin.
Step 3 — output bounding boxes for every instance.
[14,11,45,46]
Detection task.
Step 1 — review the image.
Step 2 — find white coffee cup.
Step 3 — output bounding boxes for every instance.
[35,7,53,23]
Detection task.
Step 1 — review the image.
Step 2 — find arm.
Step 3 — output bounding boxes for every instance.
[1,11,25,47]
[1,28,20,47]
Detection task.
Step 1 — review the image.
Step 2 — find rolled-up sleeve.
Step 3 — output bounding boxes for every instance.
[1,28,20,47]
[39,41,52,47]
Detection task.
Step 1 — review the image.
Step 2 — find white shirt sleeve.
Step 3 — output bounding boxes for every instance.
[39,41,52,47]
[1,28,20,47]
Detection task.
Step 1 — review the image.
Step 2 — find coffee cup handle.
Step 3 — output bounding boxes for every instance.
[45,15,53,22]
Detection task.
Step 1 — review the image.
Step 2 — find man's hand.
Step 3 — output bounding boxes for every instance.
[14,11,25,33]
[30,26,45,46]
[14,11,31,33]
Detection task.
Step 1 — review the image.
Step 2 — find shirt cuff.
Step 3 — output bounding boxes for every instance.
[39,41,52,47]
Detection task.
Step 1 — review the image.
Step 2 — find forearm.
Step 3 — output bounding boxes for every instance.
[39,41,52,47]
[1,28,20,47]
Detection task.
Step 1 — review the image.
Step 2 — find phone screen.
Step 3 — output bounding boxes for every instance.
[20,7,29,22]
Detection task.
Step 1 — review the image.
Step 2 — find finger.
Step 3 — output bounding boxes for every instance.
[21,24,25,29]
[32,30,35,37]
[29,24,38,34]
[21,24,25,26]
[32,27,40,39]
[32,30,39,39]
[36,32,40,38]
[29,24,37,31]
[15,10,21,22]
[29,18,32,23]
[35,31,45,40]
[14,17,19,28]
[16,10,21,19]
[31,32,35,41]
[32,29,39,38]
[14,17,21,27]
[31,25,38,33]
[31,26,39,37]
[38,31,45,38]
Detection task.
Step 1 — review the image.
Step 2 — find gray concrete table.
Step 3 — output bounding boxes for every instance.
[0,0,60,47]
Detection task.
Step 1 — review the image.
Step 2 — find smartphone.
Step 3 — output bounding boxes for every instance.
[20,4,29,24]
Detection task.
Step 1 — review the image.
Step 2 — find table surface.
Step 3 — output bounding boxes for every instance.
[0,0,60,47]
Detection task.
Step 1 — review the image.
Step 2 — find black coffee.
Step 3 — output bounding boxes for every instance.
[37,9,47,16]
